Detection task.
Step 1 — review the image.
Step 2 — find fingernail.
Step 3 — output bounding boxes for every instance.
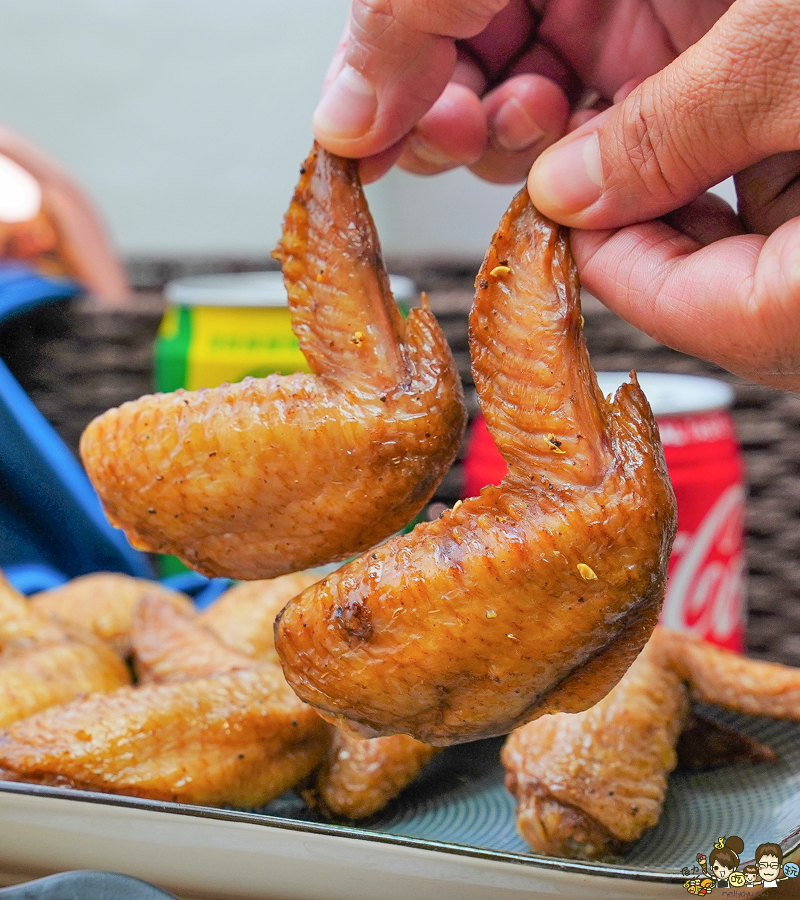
[492,97,546,152]
[529,132,604,214]
[403,134,456,171]
[313,65,377,140]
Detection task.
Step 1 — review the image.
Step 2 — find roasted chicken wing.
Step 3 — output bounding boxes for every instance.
[0,636,130,729]
[200,572,320,665]
[30,573,194,656]
[0,668,329,807]
[79,146,466,579]
[502,627,800,859]
[304,731,440,820]
[275,190,677,745]
[0,593,330,807]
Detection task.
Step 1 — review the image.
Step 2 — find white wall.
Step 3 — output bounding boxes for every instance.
[0,2,735,259]
[0,0,514,258]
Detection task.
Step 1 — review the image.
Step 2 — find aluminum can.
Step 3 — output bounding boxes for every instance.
[462,372,746,651]
[155,271,416,393]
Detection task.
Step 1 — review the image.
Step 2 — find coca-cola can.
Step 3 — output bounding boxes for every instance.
[462,372,746,652]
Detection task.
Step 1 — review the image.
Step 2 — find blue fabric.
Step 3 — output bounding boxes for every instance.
[0,265,151,579]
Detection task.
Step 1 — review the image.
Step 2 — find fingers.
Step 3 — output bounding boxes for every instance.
[313,0,509,158]
[468,74,570,184]
[397,82,488,176]
[0,123,129,302]
[735,150,800,236]
[528,0,800,228]
[570,215,800,391]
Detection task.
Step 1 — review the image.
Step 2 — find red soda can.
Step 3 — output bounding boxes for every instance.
[462,372,746,651]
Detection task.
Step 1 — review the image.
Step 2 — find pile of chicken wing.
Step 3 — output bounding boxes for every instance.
[0,567,799,860]
[0,570,437,816]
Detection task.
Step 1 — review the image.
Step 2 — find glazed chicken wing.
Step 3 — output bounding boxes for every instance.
[502,627,800,859]
[200,572,321,665]
[30,573,194,657]
[79,146,466,579]
[0,668,329,807]
[275,190,677,745]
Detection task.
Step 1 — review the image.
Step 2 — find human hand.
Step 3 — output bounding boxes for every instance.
[0,124,129,304]
[312,1,729,184]
[526,0,800,391]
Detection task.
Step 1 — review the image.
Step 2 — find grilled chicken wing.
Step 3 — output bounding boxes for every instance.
[275,190,677,745]
[0,592,330,807]
[200,572,320,665]
[79,146,466,579]
[30,573,194,657]
[305,731,440,820]
[503,627,800,860]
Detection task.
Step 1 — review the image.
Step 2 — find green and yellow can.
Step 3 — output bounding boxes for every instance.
[154,271,418,575]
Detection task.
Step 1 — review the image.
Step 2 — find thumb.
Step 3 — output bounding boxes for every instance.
[313,0,508,158]
[528,0,800,228]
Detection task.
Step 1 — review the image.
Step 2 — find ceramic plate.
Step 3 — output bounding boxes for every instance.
[0,707,796,900]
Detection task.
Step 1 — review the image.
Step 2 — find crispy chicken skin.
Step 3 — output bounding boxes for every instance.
[305,732,440,820]
[30,573,194,656]
[79,146,466,579]
[503,627,800,860]
[275,190,677,745]
[0,592,330,808]
[200,572,320,665]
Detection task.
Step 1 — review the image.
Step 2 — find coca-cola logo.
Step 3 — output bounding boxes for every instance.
[661,484,746,646]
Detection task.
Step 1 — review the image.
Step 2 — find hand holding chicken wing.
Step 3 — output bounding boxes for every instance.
[275,190,677,744]
[79,146,466,579]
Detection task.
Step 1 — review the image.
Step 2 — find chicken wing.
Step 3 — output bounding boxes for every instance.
[131,591,261,683]
[79,146,466,579]
[0,667,329,807]
[304,731,440,820]
[30,573,194,657]
[0,636,130,729]
[0,591,330,807]
[200,572,320,665]
[275,190,677,745]
[502,627,800,860]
